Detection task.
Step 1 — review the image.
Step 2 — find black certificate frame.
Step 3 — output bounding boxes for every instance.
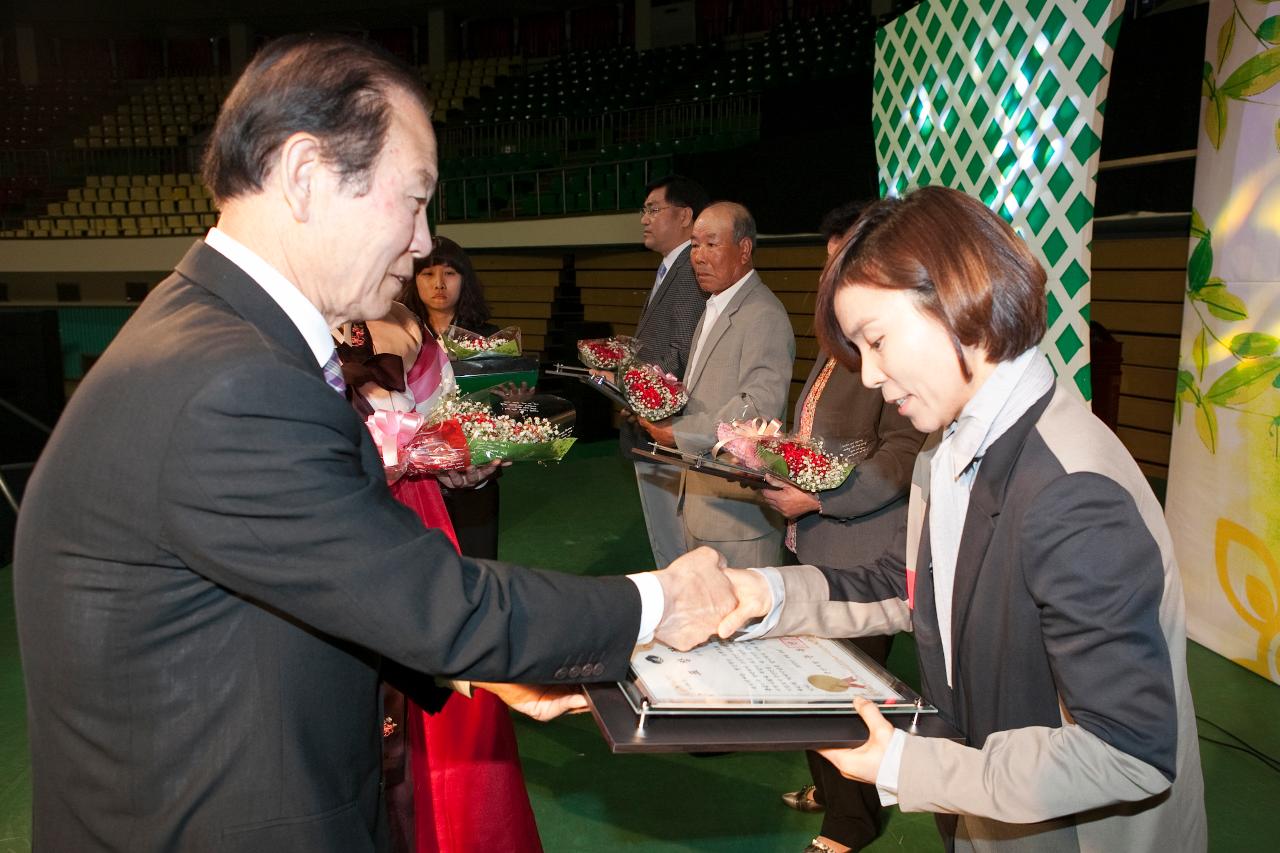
[583,681,964,754]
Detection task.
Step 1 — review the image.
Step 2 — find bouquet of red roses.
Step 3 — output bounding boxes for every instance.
[576,335,640,370]
[756,437,855,491]
[714,420,856,492]
[429,392,576,465]
[620,362,688,421]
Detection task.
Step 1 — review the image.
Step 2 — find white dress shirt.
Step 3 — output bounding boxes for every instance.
[201,229,666,644]
[685,270,752,381]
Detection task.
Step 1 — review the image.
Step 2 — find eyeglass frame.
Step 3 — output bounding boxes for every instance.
[639,203,678,218]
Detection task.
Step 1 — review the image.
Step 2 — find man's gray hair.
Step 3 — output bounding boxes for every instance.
[708,201,757,252]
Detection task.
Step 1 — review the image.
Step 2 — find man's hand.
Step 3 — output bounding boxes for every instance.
[816,698,895,783]
[474,682,589,721]
[652,547,735,651]
[434,459,507,489]
[638,416,676,447]
[491,381,535,402]
[716,567,774,637]
[587,369,616,385]
[761,475,821,519]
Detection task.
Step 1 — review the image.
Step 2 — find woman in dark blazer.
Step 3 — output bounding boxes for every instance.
[722,186,1205,852]
[763,206,927,853]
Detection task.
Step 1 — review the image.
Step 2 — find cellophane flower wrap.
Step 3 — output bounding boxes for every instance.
[365,410,428,485]
[429,392,576,465]
[755,434,855,492]
[576,335,639,370]
[442,325,522,360]
[712,418,782,470]
[404,418,471,474]
[620,362,688,421]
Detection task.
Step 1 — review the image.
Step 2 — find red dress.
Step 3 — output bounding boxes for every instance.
[338,316,543,853]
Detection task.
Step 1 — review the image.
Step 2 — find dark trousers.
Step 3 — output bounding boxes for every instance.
[443,481,500,559]
[808,632,892,849]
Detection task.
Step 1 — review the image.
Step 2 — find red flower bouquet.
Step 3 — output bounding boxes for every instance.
[714,421,857,492]
[620,362,688,421]
[576,335,639,370]
[429,393,576,465]
[755,436,855,492]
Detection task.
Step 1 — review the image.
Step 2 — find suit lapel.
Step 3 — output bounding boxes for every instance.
[686,272,759,391]
[635,245,693,337]
[175,240,318,372]
[947,388,1057,659]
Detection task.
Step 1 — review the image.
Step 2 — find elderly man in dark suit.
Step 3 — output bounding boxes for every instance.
[13,35,734,853]
[621,174,710,567]
[640,201,795,567]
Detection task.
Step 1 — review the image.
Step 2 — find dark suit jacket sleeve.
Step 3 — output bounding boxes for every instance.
[818,402,924,520]
[1021,472,1177,780]
[158,359,641,684]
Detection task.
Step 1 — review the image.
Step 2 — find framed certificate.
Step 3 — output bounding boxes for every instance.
[583,638,958,754]
[621,636,933,715]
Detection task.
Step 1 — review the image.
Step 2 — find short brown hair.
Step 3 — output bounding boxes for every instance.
[815,185,1046,380]
[202,33,431,206]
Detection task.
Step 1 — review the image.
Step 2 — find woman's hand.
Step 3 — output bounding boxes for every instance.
[473,682,589,721]
[715,567,774,637]
[761,475,821,519]
[434,460,507,489]
[816,698,896,783]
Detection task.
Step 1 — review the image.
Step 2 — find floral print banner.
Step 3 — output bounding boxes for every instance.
[1166,0,1280,685]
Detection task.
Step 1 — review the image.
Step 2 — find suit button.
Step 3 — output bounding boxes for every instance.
[568,665,582,678]
[554,667,568,679]
[591,663,605,676]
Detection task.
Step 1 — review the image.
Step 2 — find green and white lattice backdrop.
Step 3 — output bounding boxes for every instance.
[872,0,1125,397]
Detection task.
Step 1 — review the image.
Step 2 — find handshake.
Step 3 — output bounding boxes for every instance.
[649,547,774,651]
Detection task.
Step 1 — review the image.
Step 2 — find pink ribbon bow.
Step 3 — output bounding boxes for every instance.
[366,410,426,469]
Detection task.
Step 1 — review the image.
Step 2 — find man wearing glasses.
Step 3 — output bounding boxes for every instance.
[621,175,711,567]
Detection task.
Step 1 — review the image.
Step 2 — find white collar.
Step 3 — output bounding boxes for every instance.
[658,239,691,275]
[941,347,1053,480]
[706,269,754,313]
[204,227,334,368]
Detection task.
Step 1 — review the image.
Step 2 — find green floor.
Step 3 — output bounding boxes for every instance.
[3,439,1278,851]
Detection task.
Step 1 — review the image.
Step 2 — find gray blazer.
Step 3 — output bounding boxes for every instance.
[673,270,795,542]
[620,243,706,455]
[764,385,1206,852]
[790,354,926,568]
[13,241,641,853]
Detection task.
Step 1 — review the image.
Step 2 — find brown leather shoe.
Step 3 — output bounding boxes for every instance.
[781,783,824,813]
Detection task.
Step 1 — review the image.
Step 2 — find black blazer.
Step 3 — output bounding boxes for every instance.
[14,241,641,852]
[620,244,706,455]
